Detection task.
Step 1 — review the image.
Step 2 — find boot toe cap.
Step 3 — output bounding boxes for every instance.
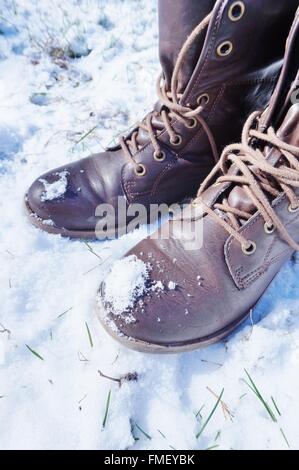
[97,240,227,351]
[26,166,79,232]
[25,158,105,235]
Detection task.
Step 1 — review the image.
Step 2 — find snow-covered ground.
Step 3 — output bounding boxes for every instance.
[1,0,299,451]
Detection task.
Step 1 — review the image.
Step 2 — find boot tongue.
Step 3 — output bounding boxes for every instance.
[226,103,299,215]
[216,8,299,220]
[276,102,299,147]
[259,8,299,132]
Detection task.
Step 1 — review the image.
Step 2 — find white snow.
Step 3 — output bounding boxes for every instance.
[151,280,164,292]
[102,255,149,315]
[42,219,55,226]
[1,0,299,451]
[39,170,69,201]
[168,281,177,290]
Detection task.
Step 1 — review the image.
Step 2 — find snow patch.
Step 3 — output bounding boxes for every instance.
[103,255,149,315]
[39,171,69,202]
[0,127,22,164]
[42,219,55,226]
[68,36,91,58]
[151,280,164,292]
[168,281,177,290]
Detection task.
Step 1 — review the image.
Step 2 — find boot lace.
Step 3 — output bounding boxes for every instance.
[119,12,219,172]
[193,110,299,253]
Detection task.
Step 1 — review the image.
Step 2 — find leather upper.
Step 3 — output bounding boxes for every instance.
[26,0,299,236]
[99,10,299,348]
[99,106,299,347]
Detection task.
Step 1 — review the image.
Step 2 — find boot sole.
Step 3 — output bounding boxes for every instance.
[96,295,250,354]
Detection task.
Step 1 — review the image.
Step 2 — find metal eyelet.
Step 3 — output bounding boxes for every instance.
[134,164,146,177]
[288,204,299,213]
[185,117,198,129]
[228,1,245,21]
[197,93,210,107]
[242,240,257,256]
[264,222,275,234]
[191,200,198,208]
[153,150,166,162]
[217,41,233,57]
[170,134,182,146]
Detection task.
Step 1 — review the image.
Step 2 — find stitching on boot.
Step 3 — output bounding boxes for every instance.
[236,249,290,288]
[122,162,174,200]
[226,75,279,88]
[226,201,299,288]
[123,162,176,201]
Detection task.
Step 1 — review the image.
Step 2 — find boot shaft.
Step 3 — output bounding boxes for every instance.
[25,2,299,241]
[159,0,215,92]
[224,9,299,219]
[159,0,299,98]
[97,8,299,353]
[156,0,299,171]
[262,7,299,132]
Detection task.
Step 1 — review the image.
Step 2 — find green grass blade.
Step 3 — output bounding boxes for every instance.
[135,423,152,440]
[57,307,73,319]
[271,397,282,417]
[244,369,276,422]
[83,241,102,260]
[196,404,205,419]
[244,372,290,449]
[85,322,93,348]
[196,388,224,440]
[26,344,44,361]
[205,444,219,451]
[102,390,111,428]
[280,427,290,449]
[75,125,98,146]
[157,429,166,439]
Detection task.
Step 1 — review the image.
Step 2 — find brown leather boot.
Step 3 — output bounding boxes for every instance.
[25,0,298,239]
[97,9,299,353]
